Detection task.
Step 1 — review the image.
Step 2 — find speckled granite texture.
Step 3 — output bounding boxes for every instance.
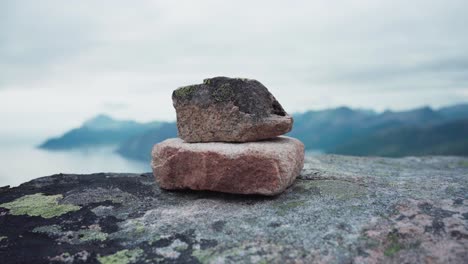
[152,136,304,195]
[172,77,293,143]
[0,155,467,263]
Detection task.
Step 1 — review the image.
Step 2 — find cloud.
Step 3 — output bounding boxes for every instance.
[0,0,468,136]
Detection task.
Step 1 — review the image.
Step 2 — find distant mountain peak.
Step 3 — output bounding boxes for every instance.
[415,106,434,113]
[84,114,114,124]
[82,114,120,130]
[39,114,162,150]
[335,106,353,113]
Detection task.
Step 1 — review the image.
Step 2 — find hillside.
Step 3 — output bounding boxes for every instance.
[39,115,161,150]
[333,119,468,156]
[287,106,447,151]
[116,122,177,161]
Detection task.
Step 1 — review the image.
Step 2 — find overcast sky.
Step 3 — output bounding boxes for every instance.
[1,0,468,139]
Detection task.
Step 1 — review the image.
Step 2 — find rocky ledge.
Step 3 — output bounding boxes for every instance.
[0,155,467,264]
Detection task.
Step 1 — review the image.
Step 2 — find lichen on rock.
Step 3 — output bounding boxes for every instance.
[172,76,293,142]
[97,248,143,264]
[32,224,63,235]
[0,193,80,218]
[173,85,197,99]
[0,156,466,263]
[33,224,109,244]
[155,239,188,259]
[212,83,235,102]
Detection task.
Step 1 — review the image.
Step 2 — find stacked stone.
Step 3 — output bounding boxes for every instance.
[151,77,305,195]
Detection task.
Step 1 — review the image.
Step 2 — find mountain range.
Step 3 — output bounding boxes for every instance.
[39,103,468,161]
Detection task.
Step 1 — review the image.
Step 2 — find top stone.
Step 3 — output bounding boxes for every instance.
[172,77,293,142]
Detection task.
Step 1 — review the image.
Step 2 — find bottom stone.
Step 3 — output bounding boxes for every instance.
[151,136,305,195]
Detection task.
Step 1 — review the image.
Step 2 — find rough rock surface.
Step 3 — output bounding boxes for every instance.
[151,136,304,196]
[0,155,467,263]
[172,77,293,142]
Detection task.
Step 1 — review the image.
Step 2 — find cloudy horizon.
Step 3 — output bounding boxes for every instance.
[1,0,468,139]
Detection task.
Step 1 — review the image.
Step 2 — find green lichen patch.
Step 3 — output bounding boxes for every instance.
[33,224,108,243]
[458,160,468,167]
[78,229,108,242]
[33,224,62,235]
[173,85,197,99]
[97,248,144,264]
[133,221,146,234]
[0,193,80,218]
[109,219,161,245]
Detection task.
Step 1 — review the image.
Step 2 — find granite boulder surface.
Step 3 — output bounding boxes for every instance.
[0,155,467,263]
[172,77,293,143]
[152,136,304,195]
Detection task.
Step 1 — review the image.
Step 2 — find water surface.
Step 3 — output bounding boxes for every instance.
[0,143,149,187]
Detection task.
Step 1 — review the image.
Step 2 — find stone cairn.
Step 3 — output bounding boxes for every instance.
[151,77,305,195]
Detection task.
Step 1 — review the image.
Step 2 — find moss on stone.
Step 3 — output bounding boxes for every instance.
[458,161,468,167]
[212,83,235,102]
[0,193,80,218]
[174,85,197,99]
[97,248,144,264]
[384,233,403,257]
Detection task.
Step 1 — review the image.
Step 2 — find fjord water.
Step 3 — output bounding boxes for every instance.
[0,137,149,187]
